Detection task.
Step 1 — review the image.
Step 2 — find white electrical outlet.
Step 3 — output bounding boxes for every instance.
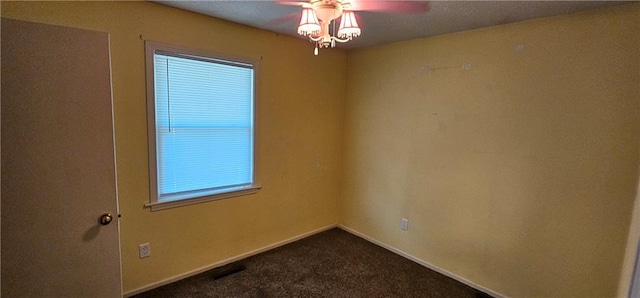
[401,218,409,230]
[139,243,150,258]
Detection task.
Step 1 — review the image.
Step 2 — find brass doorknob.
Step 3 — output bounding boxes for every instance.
[99,213,113,225]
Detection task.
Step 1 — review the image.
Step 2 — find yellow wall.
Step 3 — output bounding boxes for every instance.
[340,4,639,297]
[1,1,345,293]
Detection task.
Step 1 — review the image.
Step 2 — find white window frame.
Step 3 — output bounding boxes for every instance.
[144,41,260,211]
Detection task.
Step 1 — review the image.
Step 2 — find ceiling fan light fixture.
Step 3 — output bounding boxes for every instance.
[297,7,321,36]
[337,10,360,39]
[298,0,361,54]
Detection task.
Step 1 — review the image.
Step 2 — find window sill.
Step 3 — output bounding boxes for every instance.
[144,185,261,211]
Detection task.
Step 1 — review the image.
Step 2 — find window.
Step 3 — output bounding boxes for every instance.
[145,41,259,211]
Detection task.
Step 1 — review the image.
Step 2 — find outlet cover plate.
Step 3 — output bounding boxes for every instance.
[139,243,150,258]
[401,218,409,230]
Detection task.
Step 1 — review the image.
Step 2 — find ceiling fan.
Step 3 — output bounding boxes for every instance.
[277,0,430,55]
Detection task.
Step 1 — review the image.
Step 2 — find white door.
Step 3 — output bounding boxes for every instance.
[1,18,122,297]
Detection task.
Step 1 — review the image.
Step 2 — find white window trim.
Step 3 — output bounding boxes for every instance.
[144,41,260,211]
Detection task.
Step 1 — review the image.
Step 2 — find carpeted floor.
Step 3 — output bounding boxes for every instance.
[134,228,491,298]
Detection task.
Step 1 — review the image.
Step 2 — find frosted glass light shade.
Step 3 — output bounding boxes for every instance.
[338,10,361,39]
[298,7,321,36]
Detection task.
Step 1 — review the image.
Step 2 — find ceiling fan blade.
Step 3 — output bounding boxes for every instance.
[275,0,310,7]
[348,1,431,13]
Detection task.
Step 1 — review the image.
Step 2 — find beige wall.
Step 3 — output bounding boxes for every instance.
[340,4,639,297]
[1,1,345,293]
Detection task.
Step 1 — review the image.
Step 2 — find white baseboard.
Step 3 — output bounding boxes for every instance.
[337,224,507,298]
[122,224,337,297]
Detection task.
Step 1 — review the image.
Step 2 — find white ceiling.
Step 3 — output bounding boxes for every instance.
[154,1,624,49]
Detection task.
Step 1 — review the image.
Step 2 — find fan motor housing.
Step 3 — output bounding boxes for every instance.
[311,0,345,22]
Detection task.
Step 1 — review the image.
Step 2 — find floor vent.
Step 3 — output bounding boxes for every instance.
[212,263,246,280]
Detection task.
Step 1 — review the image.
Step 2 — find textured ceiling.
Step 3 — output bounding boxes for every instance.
[154,1,624,49]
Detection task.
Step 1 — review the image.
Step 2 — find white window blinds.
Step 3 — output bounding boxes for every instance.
[152,52,254,202]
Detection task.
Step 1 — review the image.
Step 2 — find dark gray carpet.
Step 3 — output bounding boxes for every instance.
[134,228,491,298]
